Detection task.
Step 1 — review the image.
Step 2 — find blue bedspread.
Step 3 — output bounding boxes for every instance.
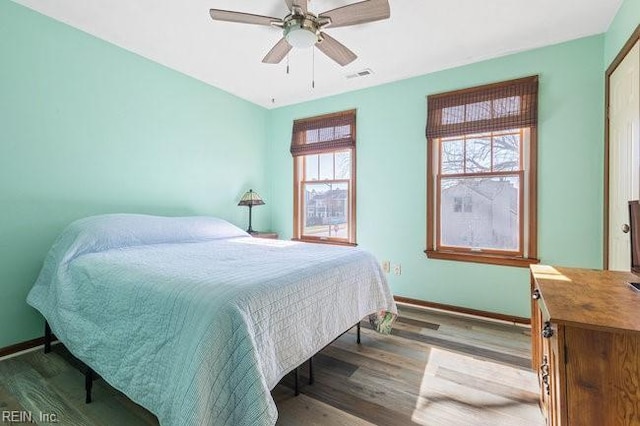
[27,215,397,425]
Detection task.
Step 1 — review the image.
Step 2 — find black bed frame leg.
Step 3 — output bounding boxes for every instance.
[44,321,52,354]
[357,321,361,344]
[85,367,94,404]
[308,357,314,385]
[294,367,299,396]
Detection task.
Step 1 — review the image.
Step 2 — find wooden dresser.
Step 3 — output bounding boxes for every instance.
[530,265,640,425]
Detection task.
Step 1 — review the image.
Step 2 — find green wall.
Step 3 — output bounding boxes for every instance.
[267,35,605,319]
[0,2,269,348]
[3,0,632,349]
[604,0,640,68]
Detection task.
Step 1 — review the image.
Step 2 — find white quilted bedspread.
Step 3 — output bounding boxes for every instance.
[27,215,396,426]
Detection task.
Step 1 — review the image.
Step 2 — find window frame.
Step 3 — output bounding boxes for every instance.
[291,110,357,246]
[425,78,539,267]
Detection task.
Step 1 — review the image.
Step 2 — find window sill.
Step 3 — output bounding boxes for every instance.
[292,238,357,247]
[424,250,539,268]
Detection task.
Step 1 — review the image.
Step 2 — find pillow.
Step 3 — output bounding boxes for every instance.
[29,214,248,324]
[58,214,247,257]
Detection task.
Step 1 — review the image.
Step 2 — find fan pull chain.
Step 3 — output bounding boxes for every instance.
[312,48,315,89]
[286,53,290,75]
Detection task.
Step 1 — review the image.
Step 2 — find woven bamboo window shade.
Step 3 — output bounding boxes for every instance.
[290,109,356,157]
[426,76,538,139]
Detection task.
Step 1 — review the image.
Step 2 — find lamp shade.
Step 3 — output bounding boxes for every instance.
[237,189,265,207]
[238,189,264,234]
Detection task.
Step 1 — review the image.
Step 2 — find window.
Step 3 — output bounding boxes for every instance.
[453,196,472,213]
[425,76,539,267]
[291,110,356,245]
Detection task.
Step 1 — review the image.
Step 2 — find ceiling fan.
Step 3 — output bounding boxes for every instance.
[209,0,390,67]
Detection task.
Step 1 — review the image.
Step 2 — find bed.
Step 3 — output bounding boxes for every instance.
[27,214,397,425]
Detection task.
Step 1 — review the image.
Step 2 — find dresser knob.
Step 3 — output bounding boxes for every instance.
[532,289,541,300]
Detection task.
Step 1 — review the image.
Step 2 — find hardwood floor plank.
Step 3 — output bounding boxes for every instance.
[284,370,418,425]
[22,350,72,380]
[0,385,28,413]
[311,352,359,377]
[345,367,432,412]
[364,321,531,369]
[435,366,538,405]
[396,316,440,330]
[327,335,428,371]
[392,314,531,358]
[47,368,157,426]
[321,344,425,383]
[415,372,541,425]
[273,386,374,426]
[0,357,30,381]
[2,369,98,425]
[424,347,538,393]
[0,306,544,425]
[398,306,531,350]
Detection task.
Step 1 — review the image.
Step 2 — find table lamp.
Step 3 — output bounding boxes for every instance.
[238,189,265,234]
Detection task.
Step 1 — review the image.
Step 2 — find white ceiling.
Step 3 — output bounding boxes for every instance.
[12,0,622,109]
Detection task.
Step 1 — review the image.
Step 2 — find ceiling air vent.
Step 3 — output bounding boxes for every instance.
[346,68,374,79]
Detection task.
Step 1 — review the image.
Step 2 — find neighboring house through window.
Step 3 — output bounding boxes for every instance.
[291,109,356,245]
[425,76,539,267]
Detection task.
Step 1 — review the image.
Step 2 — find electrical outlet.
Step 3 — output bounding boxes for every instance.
[382,260,390,273]
[393,264,402,276]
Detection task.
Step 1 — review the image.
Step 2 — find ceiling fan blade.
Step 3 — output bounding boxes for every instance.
[319,0,390,28]
[284,0,308,14]
[209,9,282,26]
[262,38,293,64]
[316,32,357,66]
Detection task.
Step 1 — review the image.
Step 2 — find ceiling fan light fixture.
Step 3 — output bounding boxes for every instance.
[284,20,318,48]
[210,0,391,66]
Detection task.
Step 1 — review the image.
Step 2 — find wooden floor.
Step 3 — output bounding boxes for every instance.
[0,305,544,425]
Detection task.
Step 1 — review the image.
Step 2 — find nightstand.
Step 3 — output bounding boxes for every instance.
[250,232,278,239]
